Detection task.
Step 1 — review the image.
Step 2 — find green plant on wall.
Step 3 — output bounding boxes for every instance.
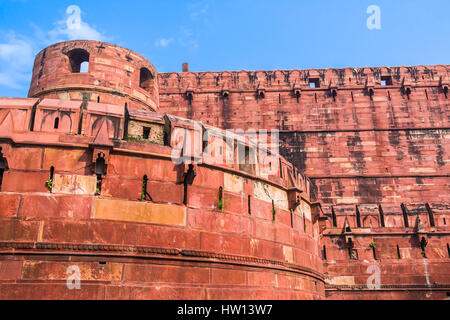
[217,187,224,212]
[46,179,53,192]
[369,241,376,249]
[140,179,148,201]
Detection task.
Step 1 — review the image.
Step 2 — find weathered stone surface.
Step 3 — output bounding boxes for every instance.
[93,198,187,227]
[52,174,97,195]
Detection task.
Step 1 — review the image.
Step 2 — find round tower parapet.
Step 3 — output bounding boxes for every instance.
[28,40,159,112]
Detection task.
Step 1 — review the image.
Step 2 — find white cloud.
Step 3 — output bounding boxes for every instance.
[178,27,199,50]
[46,5,106,43]
[0,5,106,93]
[188,2,209,20]
[154,38,174,48]
[47,20,105,43]
[0,32,34,89]
[0,34,33,67]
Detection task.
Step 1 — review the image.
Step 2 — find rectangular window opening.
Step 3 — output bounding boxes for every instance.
[356,205,362,228]
[349,248,358,260]
[279,159,283,179]
[309,78,320,89]
[401,204,409,228]
[426,203,435,227]
[379,205,385,228]
[143,127,151,140]
[0,169,4,191]
[381,76,393,86]
[331,206,337,227]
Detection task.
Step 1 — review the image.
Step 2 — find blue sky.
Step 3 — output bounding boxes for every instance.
[0,0,449,97]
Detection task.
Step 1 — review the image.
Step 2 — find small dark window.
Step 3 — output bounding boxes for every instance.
[279,160,283,179]
[447,244,450,258]
[140,67,153,91]
[0,147,7,191]
[331,206,337,228]
[50,166,55,180]
[54,117,60,129]
[0,168,3,191]
[379,205,385,228]
[143,127,151,140]
[309,78,320,88]
[401,204,409,228]
[397,245,402,259]
[248,195,251,215]
[356,205,361,228]
[426,203,435,227]
[380,76,393,86]
[67,49,90,73]
[349,248,358,260]
[323,246,327,260]
[272,200,276,222]
[444,218,447,225]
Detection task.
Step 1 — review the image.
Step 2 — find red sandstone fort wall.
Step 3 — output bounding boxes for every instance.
[0,40,449,300]
[158,66,450,205]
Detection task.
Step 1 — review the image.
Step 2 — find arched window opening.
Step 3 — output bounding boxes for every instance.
[67,49,90,73]
[140,67,153,91]
[54,117,60,129]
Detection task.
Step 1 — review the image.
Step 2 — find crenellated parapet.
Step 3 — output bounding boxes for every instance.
[317,203,450,300]
[159,65,450,97]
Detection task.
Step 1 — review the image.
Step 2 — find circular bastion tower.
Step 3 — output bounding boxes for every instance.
[28,40,159,111]
[0,41,325,300]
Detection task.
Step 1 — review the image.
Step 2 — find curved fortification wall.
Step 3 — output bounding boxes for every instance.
[28,40,159,112]
[0,95,324,300]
